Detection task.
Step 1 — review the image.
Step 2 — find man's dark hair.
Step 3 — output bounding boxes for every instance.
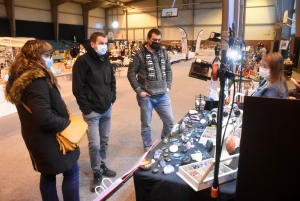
[147,29,162,39]
[90,32,106,43]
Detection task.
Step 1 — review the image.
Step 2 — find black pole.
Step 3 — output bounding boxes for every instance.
[211,0,229,199]
[238,50,244,102]
[211,50,227,200]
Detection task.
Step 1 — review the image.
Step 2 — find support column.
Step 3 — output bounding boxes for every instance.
[296,0,300,37]
[50,0,71,42]
[82,9,88,39]
[238,0,246,41]
[50,3,59,42]
[296,0,300,69]
[82,1,109,38]
[4,0,15,37]
[125,9,128,41]
[234,0,240,35]
[281,0,294,59]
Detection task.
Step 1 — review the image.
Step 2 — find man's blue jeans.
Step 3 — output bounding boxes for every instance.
[40,162,79,201]
[137,93,174,149]
[82,106,112,175]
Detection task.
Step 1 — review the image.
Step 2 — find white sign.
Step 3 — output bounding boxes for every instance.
[204,87,219,101]
[199,127,216,145]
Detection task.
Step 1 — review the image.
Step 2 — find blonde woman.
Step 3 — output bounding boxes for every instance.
[5,40,80,201]
[252,52,288,98]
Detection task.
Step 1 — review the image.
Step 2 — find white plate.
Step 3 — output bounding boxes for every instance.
[169,145,178,152]
[189,110,198,114]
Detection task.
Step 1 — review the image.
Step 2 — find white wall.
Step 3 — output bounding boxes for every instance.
[11,0,87,25]
[88,8,106,37]
[58,2,82,25]
[14,0,51,22]
[194,8,222,40]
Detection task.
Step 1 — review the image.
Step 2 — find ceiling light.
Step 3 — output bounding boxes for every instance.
[112,21,119,28]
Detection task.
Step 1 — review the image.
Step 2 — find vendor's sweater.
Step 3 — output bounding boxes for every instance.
[127,44,172,96]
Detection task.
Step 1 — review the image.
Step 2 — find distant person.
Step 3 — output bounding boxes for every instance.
[61,37,67,46]
[252,52,288,98]
[127,28,174,152]
[5,40,80,201]
[257,43,267,59]
[79,43,86,56]
[70,45,78,58]
[72,32,117,192]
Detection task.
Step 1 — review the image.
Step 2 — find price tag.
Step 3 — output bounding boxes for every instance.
[204,88,219,101]
[199,127,216,145]
[209,78,217,89]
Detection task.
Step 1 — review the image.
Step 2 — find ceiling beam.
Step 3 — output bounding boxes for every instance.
[82,1,111,12]
[50,0,71,7]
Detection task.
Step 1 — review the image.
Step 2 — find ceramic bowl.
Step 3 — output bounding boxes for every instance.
[139,158,152,170]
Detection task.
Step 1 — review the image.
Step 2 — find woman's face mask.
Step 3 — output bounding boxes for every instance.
[43,58,53,68]
[259,65,270,79]
[42,53,53,68]
[96,45,107,55]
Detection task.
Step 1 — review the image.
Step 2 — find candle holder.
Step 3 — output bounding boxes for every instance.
[195,94,206,111]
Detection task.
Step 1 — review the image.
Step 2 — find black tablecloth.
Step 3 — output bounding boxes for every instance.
[133,111,237,201]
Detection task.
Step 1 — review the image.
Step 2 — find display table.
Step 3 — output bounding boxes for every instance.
[0,85,17,117]
[198,49,215,56]
[133,110,237,201]
[188,51,196,60]
[169,53,185,63]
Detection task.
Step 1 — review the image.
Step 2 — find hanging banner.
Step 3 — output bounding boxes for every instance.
[195,30,203,54]
[179,27,188,59]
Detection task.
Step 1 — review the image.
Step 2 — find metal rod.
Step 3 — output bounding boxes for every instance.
[172,0,176,8]
[211,0,229,199]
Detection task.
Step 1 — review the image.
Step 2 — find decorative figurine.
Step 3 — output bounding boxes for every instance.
[162,138,168,144]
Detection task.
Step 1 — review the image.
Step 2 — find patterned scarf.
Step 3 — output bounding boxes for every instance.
[144,49,166,81]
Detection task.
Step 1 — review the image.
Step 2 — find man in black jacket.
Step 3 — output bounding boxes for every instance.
[72,32,117,192]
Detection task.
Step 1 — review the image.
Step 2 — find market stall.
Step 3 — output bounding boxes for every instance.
[0,37,35,117]
[133,106,241,201]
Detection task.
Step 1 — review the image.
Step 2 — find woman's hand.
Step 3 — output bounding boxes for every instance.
[291,78,300,88]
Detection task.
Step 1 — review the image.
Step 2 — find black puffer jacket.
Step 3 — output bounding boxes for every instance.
[72,44,116,114]
[5,68,80,175]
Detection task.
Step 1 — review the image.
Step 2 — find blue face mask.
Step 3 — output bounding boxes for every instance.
[96,45,107,55]
[43,58,53,68]
[4,74,9,81]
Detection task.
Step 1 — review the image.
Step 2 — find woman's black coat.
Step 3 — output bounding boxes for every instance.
[5,68,80,175]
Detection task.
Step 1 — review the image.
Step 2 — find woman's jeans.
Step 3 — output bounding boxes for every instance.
[82,106,112,175]
[40,162,80,201]
[137,93,174,148]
